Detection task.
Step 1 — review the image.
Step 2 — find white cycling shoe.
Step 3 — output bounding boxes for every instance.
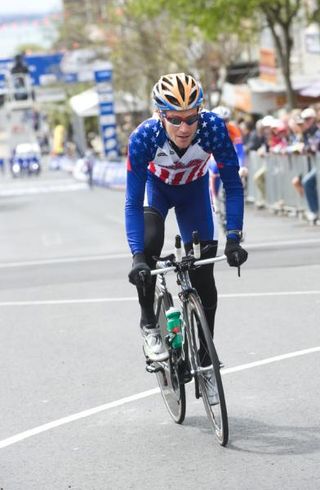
[203,369,219,405]
[142,326,169,362]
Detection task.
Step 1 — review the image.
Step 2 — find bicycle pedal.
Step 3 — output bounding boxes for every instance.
[178,361,192,384]
[183,371,192,384]
[145,363,163,374]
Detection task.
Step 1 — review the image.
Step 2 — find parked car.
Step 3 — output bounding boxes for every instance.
[10,142,41,177]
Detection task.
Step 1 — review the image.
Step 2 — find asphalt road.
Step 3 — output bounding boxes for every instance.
[0,170,319,490]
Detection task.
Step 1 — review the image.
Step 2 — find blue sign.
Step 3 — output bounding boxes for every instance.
[26,53,63,86]
[63,72,79,84]
[0,53,63,86]
[0,72,5,90]
[94,68,120,159]
[94,70,112,84]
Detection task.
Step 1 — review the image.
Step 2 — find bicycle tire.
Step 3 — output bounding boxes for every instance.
[186,292,228,445]
[154,284,186,424]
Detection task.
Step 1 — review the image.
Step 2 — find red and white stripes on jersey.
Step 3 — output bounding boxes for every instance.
[148,140,211,185]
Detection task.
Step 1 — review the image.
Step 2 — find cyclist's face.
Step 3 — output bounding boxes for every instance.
[161,108,199,149]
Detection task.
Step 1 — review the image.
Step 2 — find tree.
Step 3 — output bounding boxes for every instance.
[308,0,320,23]
[107,0,256,108]
[104,3,202,104]
[15,43,44,54]
[259,1,302,109]
[127,0,303,109]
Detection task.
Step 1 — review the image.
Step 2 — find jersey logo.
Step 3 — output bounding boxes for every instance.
[154,158,204,170]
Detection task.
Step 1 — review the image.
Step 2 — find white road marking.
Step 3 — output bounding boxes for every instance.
[0,182,87,197]
[244,237,320,249]
[0,237,319,269]
[0,253,131,269]
[222,347,320,374]
[0,346,318,450]
[0,290,319,307]
[0,179,80,189]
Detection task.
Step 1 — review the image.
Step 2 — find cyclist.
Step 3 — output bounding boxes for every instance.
[125,73,248,403]
[209,106,248,211]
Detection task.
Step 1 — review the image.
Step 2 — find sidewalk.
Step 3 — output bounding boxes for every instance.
[244,202,320,247]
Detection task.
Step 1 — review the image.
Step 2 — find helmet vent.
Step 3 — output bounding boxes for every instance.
[189,91,197,104]
[152,72,203,111]
[177,77,185,100]
[162,77,172,87]
[166,94,180,105]
[154,95,164,106]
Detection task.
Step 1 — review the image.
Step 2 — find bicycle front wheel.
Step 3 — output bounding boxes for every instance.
[154,284,186,424]
[186,292,228,446]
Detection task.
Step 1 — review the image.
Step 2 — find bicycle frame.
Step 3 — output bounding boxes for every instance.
[150,246,229,445]
[151,253,226,369]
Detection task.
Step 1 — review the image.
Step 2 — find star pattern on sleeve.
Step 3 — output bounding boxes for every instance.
[199,111,236,162]
[128,118,160,166]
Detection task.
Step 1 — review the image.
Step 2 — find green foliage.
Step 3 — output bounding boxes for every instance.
[127,0,303,108]
[45,82,92,132]
[45,103,71,130]
[108,7,195,98]
[127,0,258,40]
[307,0,320,24]
[15,44,44,54]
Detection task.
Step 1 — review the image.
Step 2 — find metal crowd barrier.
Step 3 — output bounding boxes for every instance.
[246,151,266,204]
[247,151,320,217]
[91,159,126,189]
[316,157,320,210]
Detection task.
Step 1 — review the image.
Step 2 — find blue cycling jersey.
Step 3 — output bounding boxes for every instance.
[125,110,244,254]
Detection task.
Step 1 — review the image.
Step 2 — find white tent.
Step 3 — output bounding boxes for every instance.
[69,88,148,117]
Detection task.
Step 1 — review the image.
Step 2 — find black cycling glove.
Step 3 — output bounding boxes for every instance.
[224,239,248,267]
[128,253,151,287]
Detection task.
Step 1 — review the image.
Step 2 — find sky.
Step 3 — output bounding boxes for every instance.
[0,0,62,15]
[0,1,61,57]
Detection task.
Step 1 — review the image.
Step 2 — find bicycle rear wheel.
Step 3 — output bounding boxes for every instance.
[154,284,186,424]
[186,292,228,445]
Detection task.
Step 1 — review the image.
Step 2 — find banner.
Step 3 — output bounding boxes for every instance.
[94,68,119,159]
[0,53,63,86]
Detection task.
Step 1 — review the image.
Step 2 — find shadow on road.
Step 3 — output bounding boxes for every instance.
[185,415,320,455]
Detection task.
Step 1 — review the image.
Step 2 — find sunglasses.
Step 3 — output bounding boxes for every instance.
[162,113,199,126]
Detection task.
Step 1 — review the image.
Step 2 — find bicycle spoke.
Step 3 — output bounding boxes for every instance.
[187,293,229,446]
[153,284,186,424]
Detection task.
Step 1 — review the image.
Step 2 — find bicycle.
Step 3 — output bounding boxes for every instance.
[144,231,230,446]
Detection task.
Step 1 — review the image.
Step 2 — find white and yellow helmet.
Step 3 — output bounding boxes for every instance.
[152,73,203,111]
[213,105,232,121]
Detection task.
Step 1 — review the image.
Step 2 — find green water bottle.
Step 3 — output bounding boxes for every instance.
[165,307,183,349]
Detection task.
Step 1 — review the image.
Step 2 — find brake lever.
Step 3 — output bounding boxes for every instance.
[234,252,241,277]
[139,270,147,296]
[152,253,175,262]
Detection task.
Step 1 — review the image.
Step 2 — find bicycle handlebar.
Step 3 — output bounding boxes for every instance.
[151,254,227,276]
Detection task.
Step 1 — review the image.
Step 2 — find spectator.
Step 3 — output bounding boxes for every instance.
[301,107,320,223]
[288,113,305,197]
[10,53,29,75]
[83,149,95,188]
[253,116,274,208]
[269,119,288,153]
[287,113,304,153]
[244,119,266,153]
